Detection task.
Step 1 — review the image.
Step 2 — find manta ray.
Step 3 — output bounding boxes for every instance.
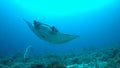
[23,19,79,44]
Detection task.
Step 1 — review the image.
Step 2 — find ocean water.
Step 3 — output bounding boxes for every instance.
[0,0,120,68]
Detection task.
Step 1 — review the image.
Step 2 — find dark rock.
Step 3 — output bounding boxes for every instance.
[46,61,65,68]
[30,63,45,68]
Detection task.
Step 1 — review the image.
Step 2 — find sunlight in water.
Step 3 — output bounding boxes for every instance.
[14,0,114,17]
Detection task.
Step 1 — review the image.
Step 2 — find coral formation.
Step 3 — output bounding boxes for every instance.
[0,46,120,68]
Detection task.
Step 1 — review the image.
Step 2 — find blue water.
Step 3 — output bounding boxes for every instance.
[0,0,120,56]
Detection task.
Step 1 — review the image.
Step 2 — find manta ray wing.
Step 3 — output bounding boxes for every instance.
[45,33,79,44]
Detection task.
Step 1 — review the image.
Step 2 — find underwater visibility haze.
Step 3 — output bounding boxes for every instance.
[0,0,120,68]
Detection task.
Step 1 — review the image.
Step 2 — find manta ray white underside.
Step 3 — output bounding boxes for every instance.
[23,19,79,44]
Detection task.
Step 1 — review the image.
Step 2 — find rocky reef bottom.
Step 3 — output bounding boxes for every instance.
[0,46,120,68]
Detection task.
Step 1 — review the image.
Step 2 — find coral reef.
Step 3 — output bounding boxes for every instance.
[0,46,120,68]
